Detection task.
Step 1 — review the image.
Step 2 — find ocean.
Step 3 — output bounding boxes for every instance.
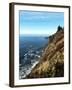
[19,36,48,79]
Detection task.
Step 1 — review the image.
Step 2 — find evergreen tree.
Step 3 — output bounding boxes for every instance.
[57,25,63,32]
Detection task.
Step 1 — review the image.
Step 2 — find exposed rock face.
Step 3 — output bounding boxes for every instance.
[27,26,64,78]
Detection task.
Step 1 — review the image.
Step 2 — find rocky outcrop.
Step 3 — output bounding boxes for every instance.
[27,26,64,78]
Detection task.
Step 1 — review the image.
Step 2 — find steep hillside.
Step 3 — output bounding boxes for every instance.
[27,26,64,78]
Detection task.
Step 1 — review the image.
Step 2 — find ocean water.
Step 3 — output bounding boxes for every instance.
[19,36,48,79]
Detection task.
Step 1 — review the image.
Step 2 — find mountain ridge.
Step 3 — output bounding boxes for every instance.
[26,26,64,78]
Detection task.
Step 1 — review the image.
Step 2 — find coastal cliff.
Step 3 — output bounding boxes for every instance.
[27,26,64,78]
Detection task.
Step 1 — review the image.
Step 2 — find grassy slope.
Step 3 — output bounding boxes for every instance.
[27,28,64,78]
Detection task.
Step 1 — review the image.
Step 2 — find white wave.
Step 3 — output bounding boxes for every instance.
[20,60,39,79]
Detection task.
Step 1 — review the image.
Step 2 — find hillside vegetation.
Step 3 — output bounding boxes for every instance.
[27,26,64,78]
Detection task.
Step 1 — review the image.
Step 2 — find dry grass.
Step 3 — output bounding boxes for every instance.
[27,28,64,78]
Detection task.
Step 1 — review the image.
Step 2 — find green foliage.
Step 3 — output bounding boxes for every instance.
[57,25,63,32]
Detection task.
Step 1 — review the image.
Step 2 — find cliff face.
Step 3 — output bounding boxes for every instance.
[27,27,64,78]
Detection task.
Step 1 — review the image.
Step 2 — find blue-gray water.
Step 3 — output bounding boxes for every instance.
[19,36,48,79]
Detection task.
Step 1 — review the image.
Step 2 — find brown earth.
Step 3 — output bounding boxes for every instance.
[27,26,64,78]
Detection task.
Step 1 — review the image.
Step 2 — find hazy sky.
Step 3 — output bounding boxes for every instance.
[19,10,64,36]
